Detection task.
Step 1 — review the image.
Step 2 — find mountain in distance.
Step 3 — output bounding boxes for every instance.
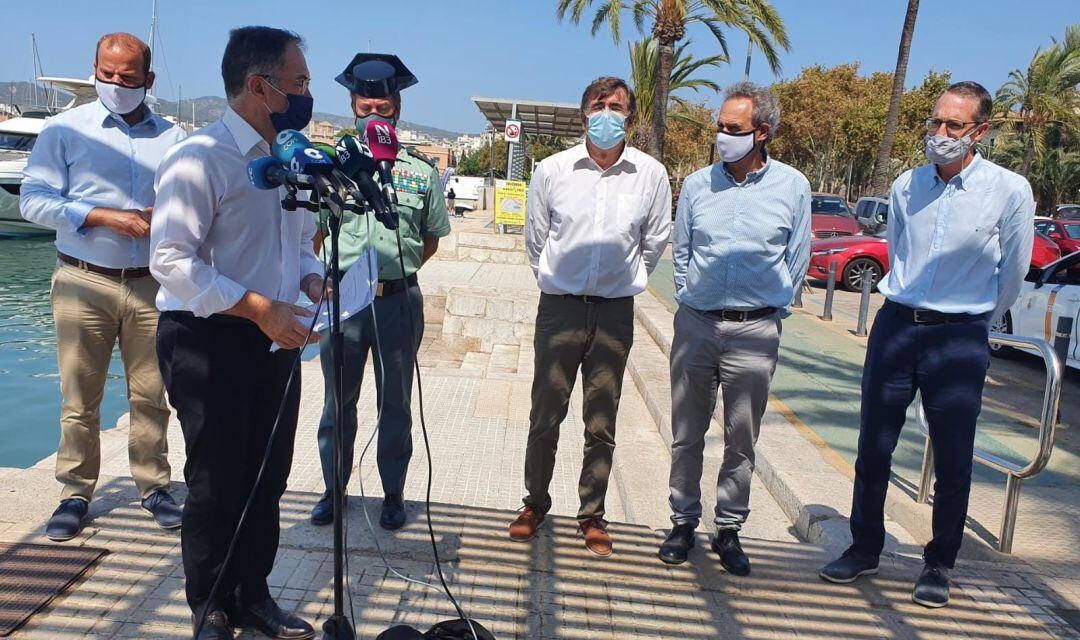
[2,81,466,142]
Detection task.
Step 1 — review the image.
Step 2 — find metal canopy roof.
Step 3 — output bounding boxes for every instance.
[472,96,583,139]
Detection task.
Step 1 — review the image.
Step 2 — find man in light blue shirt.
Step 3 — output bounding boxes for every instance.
[20,33,187,542]
[821,82,1036,609]
[661,82,811,573]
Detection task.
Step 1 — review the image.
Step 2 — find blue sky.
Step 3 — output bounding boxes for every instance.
[0,0,1071,134]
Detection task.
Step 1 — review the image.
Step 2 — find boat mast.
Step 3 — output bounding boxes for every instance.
[148,0,158,75]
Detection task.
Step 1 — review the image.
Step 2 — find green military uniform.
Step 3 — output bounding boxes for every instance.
[317,146,451,276]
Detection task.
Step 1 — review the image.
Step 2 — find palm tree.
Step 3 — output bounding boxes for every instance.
[995,24,1080,177]
[629,38,726,150]
[869,0,919,196]
[557,0,789,159]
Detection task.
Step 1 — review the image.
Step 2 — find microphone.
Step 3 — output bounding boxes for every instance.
[272,129,334,177]
[363,120,399,206]
[247,156,314,190]
[335,135,398,230]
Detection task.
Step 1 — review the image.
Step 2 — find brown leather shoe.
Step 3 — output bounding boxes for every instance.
[580,518,613,557]
[508,506,545,541]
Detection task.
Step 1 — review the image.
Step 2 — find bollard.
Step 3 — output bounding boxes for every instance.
[792,279,804,309]
[855,272,873,336]
[1053,316,1073,365]
[821,262,837,321]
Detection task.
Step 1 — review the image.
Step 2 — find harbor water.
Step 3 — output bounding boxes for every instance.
[0,238,128,468]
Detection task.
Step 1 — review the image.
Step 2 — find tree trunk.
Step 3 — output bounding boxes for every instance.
[1020,128,1035,177]
[869,0,920,196]
[650,38,676,160]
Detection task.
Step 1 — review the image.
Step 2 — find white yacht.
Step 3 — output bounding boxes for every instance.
[0,77,95,237]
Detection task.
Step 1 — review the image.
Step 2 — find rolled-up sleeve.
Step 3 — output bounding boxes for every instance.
[993,182,1036,322]
[641,166,672,275]
[19,122,93,234]
[150,149,247,317]
[524,162,550,277]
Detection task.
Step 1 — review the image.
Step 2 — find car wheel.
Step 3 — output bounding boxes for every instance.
[989,311,1020,359]
[842,258,882,292]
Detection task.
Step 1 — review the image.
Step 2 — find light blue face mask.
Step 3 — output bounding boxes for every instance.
[586,109,627,150]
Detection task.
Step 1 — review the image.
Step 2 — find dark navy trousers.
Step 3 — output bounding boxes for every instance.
[850,300,990,568]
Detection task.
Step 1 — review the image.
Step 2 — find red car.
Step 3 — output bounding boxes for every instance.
[808,230,1061,292]
[1034,217,1080,255]
[811,193,861,239]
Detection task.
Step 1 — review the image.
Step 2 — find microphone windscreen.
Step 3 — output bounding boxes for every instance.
[247,156,282,190]
[364,120,399,164]
[271,129,313,166]
[334,135,378,178]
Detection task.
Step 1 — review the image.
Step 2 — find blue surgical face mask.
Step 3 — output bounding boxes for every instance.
[355,113,396,132]
[264,80,313,133]
[586,109,627,150]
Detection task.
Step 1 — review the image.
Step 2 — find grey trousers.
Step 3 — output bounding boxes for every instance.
[668,305,781,530]
[523,293,635,521]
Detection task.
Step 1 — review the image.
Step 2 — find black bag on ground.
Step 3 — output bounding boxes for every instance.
[375,618,495,640]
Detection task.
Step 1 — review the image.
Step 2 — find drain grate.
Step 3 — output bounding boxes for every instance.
[0,542,107,636]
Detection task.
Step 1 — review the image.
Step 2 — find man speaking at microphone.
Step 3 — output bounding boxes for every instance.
[308,53,450,531]
[151,27,320,640]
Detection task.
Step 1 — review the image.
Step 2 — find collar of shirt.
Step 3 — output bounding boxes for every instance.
[223,107,270,156]
[927,152,984,191]
[94,99,159,133]
[720,151,771,185]
[571,142,637,175]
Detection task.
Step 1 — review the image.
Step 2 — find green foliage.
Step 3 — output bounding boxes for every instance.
[628,38,724,148]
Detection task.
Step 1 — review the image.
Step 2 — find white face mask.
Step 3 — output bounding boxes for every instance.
[715,129,758,163]
[95,78,147,116]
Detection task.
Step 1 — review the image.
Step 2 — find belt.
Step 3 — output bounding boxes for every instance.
[548,293,633,304]
[376,273,418,297]
[58,252,151,279]
[888,301,987,324]
[702,307,777,322]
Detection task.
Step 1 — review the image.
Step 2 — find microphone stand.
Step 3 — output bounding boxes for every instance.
[307,175,356,640]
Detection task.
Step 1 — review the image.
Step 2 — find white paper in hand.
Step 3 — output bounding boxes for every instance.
[271,248,378,351]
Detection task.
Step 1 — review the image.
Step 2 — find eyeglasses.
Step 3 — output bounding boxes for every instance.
[258,74,311,95]
[925,118,984,134]
[716,123,755,135]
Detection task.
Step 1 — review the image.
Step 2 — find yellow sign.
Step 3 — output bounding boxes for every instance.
[494,179,527,226]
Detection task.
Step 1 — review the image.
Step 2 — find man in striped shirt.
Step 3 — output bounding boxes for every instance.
[659,82,811,573]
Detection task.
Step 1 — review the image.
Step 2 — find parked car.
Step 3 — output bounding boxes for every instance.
[1034,216,1080,255]
[1055,204,1080,220]
[992,249,1080,369]
[811,192,861,239]
[808,228,1060,293]
[854,196,889,234]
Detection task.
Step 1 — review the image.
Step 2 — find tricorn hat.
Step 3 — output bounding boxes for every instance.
[335,53,418,97]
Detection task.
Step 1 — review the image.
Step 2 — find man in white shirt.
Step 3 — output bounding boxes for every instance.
[151,27,321,640]
[509,76,671,557]
[20,33,187,542]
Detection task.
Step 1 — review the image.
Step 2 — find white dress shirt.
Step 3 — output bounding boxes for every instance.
[20,100,187,268]
[525,143,671,298]
[150,108,323,318]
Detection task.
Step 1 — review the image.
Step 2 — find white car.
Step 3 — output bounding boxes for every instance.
[993,250,1080,369]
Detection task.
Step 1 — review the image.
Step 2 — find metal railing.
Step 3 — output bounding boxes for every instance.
[914,332,1064,553]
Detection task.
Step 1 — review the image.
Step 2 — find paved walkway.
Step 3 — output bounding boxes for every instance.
[0,219,1074,638]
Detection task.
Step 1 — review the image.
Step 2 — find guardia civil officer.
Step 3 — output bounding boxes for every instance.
[309,54,451,531]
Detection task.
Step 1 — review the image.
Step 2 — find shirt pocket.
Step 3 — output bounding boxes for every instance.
[615,193,643,237]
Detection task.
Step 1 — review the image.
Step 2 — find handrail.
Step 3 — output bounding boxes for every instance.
[915,331,1063,553]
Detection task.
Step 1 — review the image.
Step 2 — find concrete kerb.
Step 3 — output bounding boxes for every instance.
[626,291,921,557]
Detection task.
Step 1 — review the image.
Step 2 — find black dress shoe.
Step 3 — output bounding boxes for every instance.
[819,548,879,584]
[46,498,88,542]
[193,610,233,640]
[241,598,315,639]
[310,491,333,526]
[380,494,406,531]
[711,530,751,576]
[912,564,950,608]
[658,523,696,565]
[141,489,183,530]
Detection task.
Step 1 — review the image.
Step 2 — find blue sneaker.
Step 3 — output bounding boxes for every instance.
[141,489,183,530]
[46,498,88,542]
[311,491,333,526]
